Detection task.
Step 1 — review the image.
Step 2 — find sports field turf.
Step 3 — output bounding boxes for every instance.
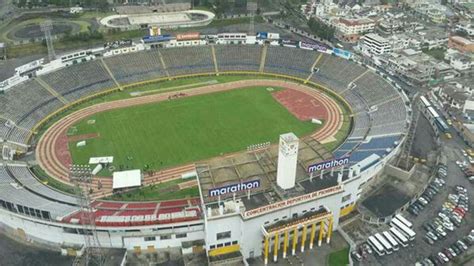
[68,86,319,175]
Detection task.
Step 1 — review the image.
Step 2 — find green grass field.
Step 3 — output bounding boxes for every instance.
[107,178,200,201]
[68,86,319,175]
[328,248,349,266]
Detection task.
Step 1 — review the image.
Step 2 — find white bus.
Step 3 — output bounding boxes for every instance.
[395,214,413,228]
[375,233,393,254]
[382,231,400,251]
[389,227,409,247]
[390,219,416,241]
[368,236,385,256]
[420,95,431,108]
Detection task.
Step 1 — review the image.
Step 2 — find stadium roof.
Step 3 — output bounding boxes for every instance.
[113,169,141,189]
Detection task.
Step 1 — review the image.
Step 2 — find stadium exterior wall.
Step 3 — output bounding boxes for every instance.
[0,207,205,250]
[0,43,409,261]
[203,139,402,259]
[0,135,403,258]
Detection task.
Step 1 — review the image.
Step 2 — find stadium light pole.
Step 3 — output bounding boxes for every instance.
[70,164,105,266]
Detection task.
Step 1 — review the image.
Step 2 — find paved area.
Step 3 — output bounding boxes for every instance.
[361,184,411,218]
[356,128,474,265]
[0,232,72,266]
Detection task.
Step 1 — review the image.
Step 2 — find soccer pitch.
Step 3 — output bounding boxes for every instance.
[68,86,319,174]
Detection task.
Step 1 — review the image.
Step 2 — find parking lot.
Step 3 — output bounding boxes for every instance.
[352,130,474,265]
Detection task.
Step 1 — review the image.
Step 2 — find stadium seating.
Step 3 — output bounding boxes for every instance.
[369,121,406,137]
[0,80,56,124]
[7,165,78,205]
[312,54,366,92]
[0,118,11,141]
[41,61,115,102]
[215,44,262,72]
[264,46,316,79]
[0,165,78,219]
[160,46,214,76]
[103,50,166,84]
[352,72,398,106]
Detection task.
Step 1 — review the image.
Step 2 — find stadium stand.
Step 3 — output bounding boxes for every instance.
[0,80,56,124]
[8,98,64,145]
[312,54,366,92]
[343,90,368,114]
[352,72,398,106]
[160,46,214,76]
[264,46,315,79]
[358,135,401,150]
[370,98,407,126]
[41,61,115,102]
[103,50,167,84]
[0,118,11,141]
[7,165,78,205]
[369,121,406,137]
[215,44,262,72]
[0,164,78,220]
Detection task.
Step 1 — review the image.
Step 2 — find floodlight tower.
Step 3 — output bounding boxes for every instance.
[70,165,105,266]
[40,20,56,62]
[247,1,258,35]
[276,133,299,190]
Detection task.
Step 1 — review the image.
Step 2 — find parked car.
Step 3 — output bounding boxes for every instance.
[457,240,468,250]
[435,227,447,238]
[443,248,454,260]
[438,252,449,263]
[451,244,462,255]
[419,197,429,205]
[351,251,362,261]
[426,231,438,241]
[442,221,454,231]
[424,236,434,245]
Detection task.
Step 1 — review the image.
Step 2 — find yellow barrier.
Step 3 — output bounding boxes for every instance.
[340,203,355,217]
[208,244,240,257]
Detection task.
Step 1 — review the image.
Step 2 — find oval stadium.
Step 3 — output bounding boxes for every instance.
[0,35,410,265]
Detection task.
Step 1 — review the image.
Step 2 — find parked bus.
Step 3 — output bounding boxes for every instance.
[368,236,385,256]
[390,219,416,241]
[383,231,400,251]
[435,117,450,133]
[420,96,431,108]
[389,227,409,247]
[375,233,393,254]
[428,106,440,118]
[395,214,413,228]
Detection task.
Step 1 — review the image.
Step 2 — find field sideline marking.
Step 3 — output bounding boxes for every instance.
[35,77,69,105]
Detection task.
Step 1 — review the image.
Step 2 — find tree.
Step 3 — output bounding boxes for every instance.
[308,18,335,41]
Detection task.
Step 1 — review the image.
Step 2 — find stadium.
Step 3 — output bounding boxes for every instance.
[0,33,410,264]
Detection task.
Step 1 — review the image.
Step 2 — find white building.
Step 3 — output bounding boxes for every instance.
[450,54,473,71]
[336,18,375,35]
[361,33,392,55]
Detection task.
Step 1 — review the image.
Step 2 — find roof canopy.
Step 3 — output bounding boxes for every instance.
[113,169,141,189]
